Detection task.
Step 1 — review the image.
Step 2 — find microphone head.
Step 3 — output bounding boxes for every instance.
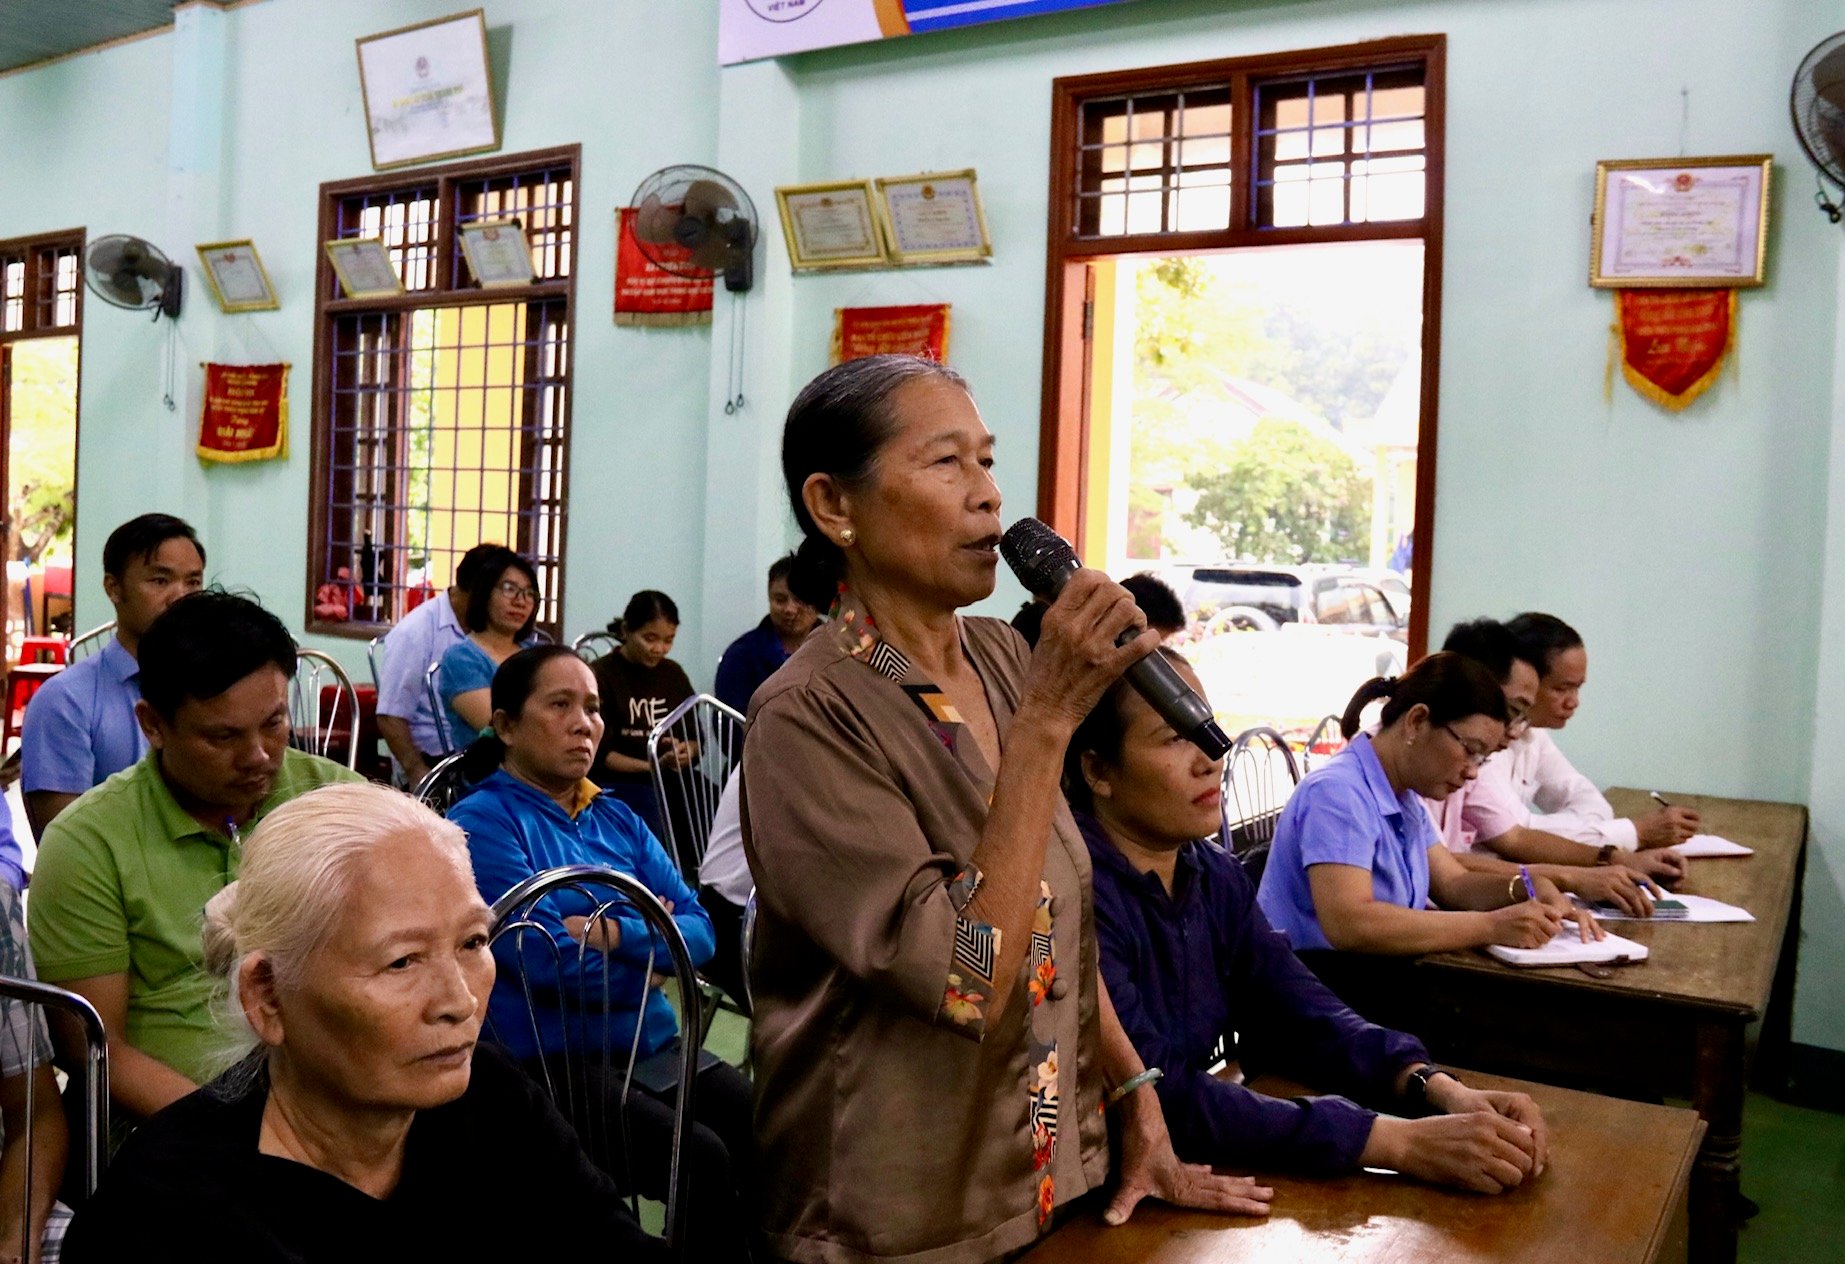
[1000,518,1081,599]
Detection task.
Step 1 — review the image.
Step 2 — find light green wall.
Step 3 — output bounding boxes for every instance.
[3,0,1844,1051]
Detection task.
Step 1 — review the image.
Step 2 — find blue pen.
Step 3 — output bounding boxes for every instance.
[1517,865,1537,903]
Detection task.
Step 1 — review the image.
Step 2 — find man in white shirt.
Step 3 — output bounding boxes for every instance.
[1497,612,1701,852]
[1426,618,1683,910]
[374,544,501,786]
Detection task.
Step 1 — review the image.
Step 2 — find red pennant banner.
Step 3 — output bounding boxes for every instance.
[614,207,713,327]
[831,304,952,366]
[197,362,289,463]
[1614,289,1735,411]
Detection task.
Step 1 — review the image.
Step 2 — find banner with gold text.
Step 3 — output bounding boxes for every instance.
[615,208,714,327]
[197,362,289,463]
[720,0,1146,65]
[1613,289,1736,411]
[831,303,951,365]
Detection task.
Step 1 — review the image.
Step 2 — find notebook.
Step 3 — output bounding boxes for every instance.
[1586,891,1755,924]
[1674,834,1754,858]
[1487,928,1649,968]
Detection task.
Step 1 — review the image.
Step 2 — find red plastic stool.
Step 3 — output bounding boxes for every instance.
[3,662,62,751]
[18,637,65,666]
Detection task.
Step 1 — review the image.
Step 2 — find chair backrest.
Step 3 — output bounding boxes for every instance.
[424,660,456,756]
[740,888,758,1011]
[572,630,620,661]
[66,621,116,663]
[413,751,474,814]
[486,864,702,1255]
[289,649,360,771]
[647,694,746,881]
[1301,713,1348,775]
[0,975,109,1202]
[366,633,388,690]
[1220,725,1301,855]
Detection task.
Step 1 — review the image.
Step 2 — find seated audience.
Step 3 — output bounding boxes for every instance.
[63,782,665,1262]
[1073,650,1547,1191]
[1256,654,1598,1026]
[437,548,539,751]
[28,592,363,1124]
[1432,619,1683,910]
[589,590,695,840]
[446,646,752,1264]
[374,542,502,787]
[0,882,71,1260]
[696,769,751,1012]
[21,513,206,846]
[1497,613,1701,849]
[1120,572,1187,641]
[712,553,820,715]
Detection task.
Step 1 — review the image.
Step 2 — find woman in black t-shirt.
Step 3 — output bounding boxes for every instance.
[591,590,696,842]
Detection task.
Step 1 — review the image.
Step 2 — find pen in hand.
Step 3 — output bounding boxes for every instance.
[1650,790,1674,809]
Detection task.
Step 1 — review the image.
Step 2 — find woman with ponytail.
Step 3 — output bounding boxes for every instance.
[1256,654,1599,1019]
[65,782,663,1261]
[445,645,755,1264]
[589,590,695,839]
[743,355,1269,1264]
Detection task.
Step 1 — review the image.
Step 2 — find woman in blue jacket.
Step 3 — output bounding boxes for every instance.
[447,644,754,1264]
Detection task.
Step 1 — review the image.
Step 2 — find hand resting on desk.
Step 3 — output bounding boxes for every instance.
[1361,1077,1549,1194]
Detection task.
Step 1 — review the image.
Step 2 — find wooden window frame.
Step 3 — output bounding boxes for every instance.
[1039,36,1445,656]
[306,145,579,641]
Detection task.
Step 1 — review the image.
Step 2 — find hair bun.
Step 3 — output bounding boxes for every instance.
[200,883,241,978]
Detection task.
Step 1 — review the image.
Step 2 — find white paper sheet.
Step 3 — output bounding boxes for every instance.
[1587,891,1755,924]
[1487,928,1650,967]
[1673,834,1754,858]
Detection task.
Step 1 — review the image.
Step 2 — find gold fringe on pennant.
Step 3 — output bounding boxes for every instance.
[1615,290,1737,412]
[614,310,711,328]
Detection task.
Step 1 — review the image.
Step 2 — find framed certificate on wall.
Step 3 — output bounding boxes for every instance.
[195,240,279,312]
[875,170,992,266]
[324,238,405,299]
[458,219,535,287]
[1590,155,1772,288]
[776,181,889,271]
[356,9,500,171]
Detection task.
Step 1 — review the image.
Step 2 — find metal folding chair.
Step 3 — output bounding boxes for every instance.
[366,633,388,690]
[740,889,758,1011]
[289,649,360,771]
[572,631,621,661]
[65,622,115,663]
[425,661,456,756]
[487,865,702,1260]
[0,975,109,1206]
[412,751,475,814]
[1300,713,1348,775]
[1220,726,1301,883]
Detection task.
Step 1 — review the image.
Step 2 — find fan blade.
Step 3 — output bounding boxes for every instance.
[688,237,736,271]
[103,268,150,307]
[1816,44,1845,111]
[634,194,683,244]
[682,179,739,220]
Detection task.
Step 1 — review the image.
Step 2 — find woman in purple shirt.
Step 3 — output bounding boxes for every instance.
[1075,648,1550,1194]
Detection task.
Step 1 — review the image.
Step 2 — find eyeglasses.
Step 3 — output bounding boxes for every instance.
[1440,723,1492,768]
[496,580,539,603]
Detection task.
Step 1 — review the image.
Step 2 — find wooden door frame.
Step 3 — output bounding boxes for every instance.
[1037,35,1446,657]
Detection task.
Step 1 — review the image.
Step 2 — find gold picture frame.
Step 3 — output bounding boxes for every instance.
[458,219,536,288]
[874,170,993,267]
[323,238,405,300]
[775,180,890,271]
[356,9,500,172]
[1590,154,1772,288]
[195,239,279,312]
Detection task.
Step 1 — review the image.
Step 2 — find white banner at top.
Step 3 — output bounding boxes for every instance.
[719,0,1145,66]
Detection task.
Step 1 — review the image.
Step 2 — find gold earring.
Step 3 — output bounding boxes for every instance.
[839,528,856,547]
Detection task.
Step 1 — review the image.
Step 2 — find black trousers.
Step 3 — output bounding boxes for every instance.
[698,887,752,1016]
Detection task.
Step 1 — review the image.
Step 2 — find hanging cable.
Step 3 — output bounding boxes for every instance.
[724,292,747,415]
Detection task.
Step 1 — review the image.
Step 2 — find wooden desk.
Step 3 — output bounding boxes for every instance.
[1415,790,1807,1264]
[1020,1069,1703,1264]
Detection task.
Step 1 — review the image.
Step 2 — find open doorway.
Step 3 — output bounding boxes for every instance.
[0,232,83,662]
[1083,240,1422,739]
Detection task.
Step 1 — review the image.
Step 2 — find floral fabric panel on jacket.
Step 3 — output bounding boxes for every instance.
[832,591,998,1039]
[1027,880,1060,1223]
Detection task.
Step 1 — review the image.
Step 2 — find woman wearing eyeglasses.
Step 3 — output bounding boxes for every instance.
[1254,653,1599,1030]
[438,549,540,750]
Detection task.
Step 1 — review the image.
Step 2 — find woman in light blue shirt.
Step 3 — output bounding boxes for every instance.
[1256,653,1595,1027]
[438,548,538,749]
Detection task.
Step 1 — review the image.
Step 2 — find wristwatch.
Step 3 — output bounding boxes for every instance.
[1595,844,1618,866]
[1404,1064,1456,1112]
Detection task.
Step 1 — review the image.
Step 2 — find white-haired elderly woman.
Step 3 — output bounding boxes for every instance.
[62,782,667,1262]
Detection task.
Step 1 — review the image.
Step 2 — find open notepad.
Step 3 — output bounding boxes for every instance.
[1487,928,1649,968]
[1586,891,1755,923]
[1673,834,1755,858]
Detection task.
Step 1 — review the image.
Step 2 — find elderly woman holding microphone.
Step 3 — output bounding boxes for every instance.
[743,355,1270,1264]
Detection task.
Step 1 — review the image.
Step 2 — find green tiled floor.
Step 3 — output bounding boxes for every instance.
[1738,1091,1845,1262]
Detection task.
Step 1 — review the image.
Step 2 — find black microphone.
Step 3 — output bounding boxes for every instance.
[1000,518,1231,759]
